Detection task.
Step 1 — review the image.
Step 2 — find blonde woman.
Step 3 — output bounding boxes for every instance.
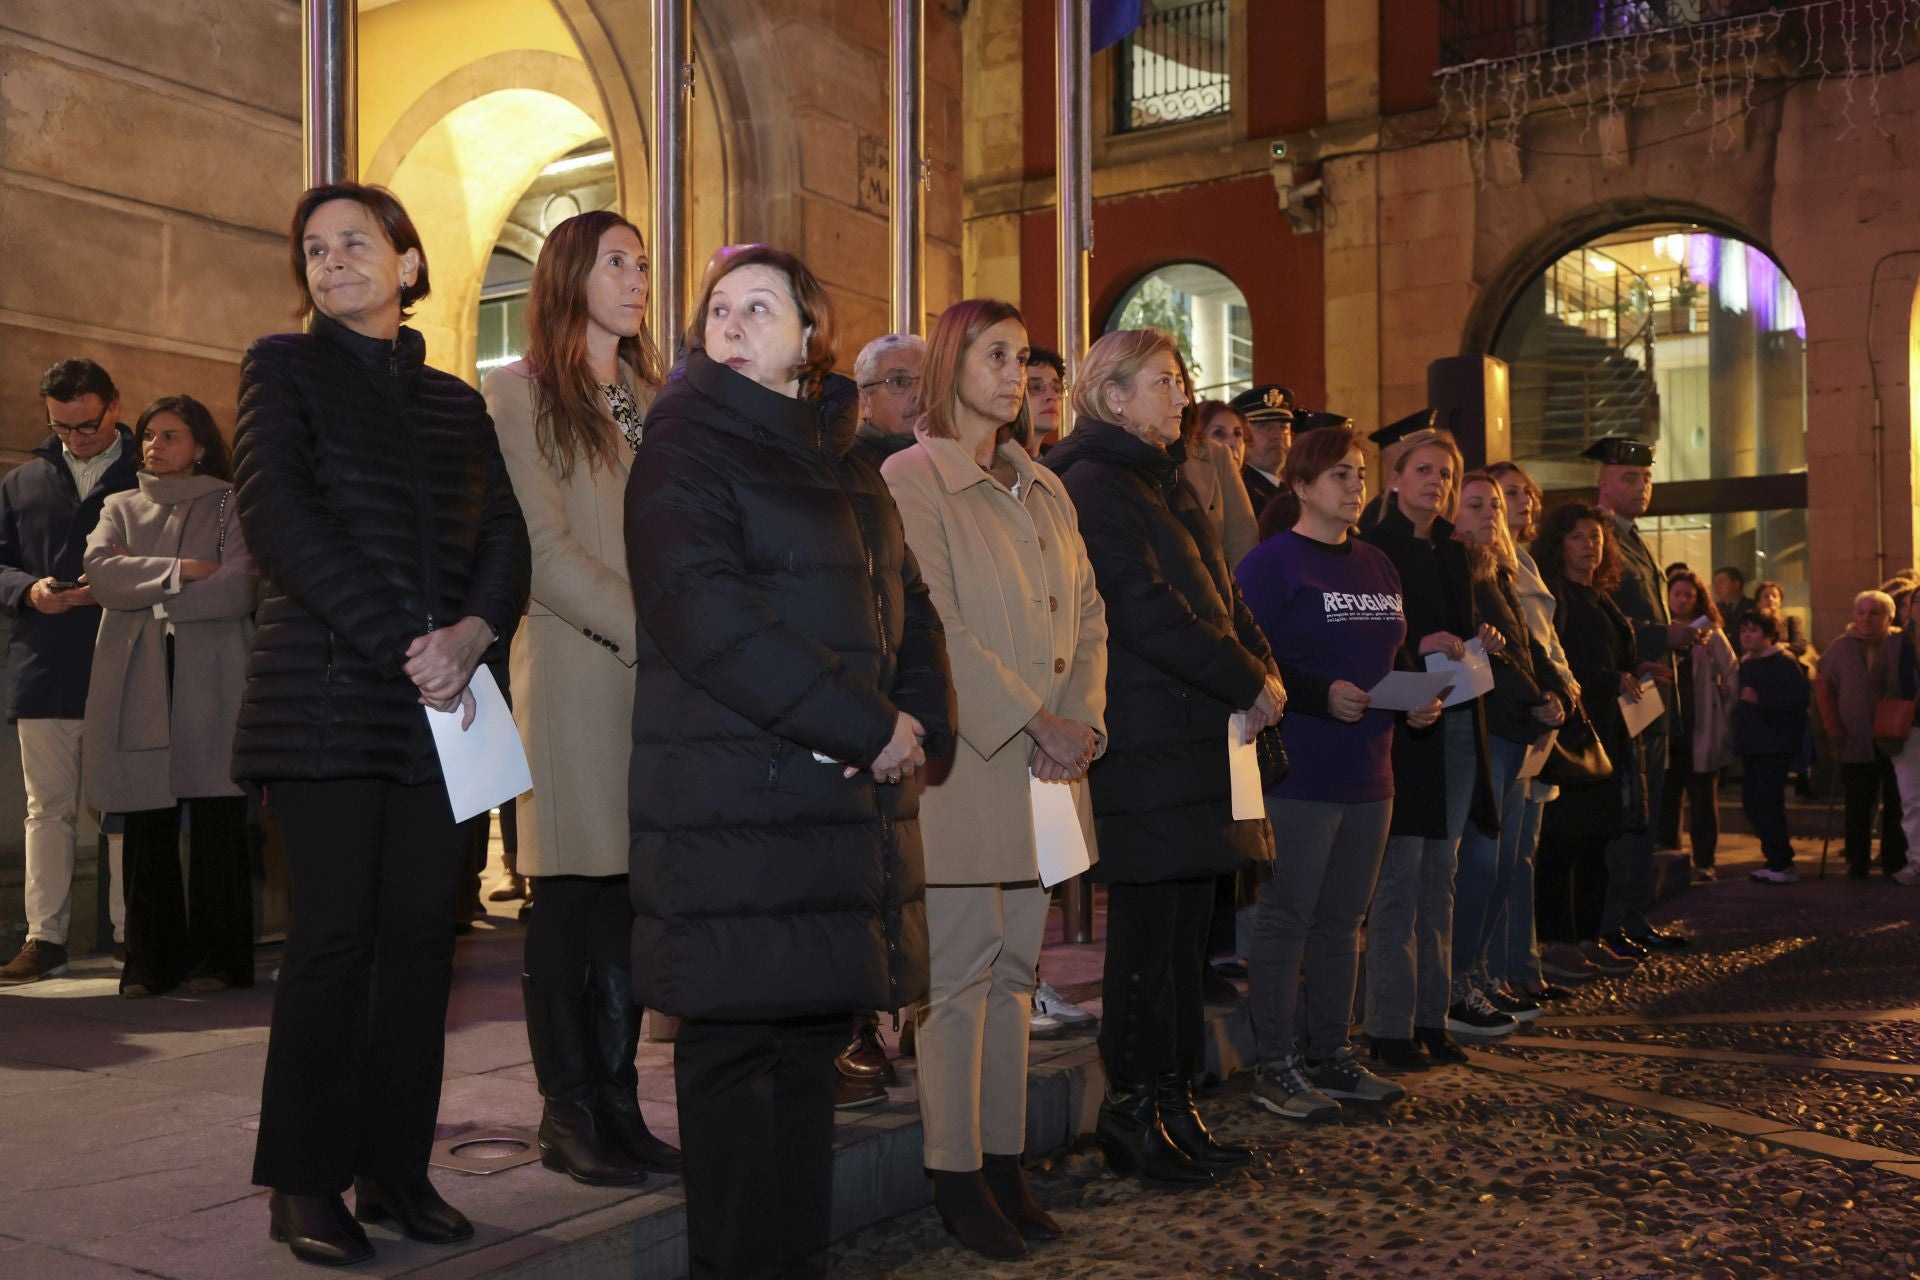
[1358,429,1502,1070]
[1045,328,1283,1186]
[881,298,1107,1258]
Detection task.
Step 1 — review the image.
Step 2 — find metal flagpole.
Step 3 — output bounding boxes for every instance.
[301,0,356,186]
[890,0,926,335]
[651,0,693,367]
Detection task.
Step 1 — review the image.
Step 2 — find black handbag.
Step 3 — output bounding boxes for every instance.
[1255,725,1290,789]
[1542,700,1613,788]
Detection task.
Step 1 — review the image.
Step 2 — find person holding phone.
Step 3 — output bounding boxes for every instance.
[0,357,142,987]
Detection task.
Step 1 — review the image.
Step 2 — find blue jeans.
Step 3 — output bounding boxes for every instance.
[1450,734,1528,1000]
[1487,792,1546,986]
[1365,710,1477,1037]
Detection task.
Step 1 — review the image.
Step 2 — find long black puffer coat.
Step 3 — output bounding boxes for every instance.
[1045,419,1275,884]
[231,315,531,784]
[624,350,953,1022]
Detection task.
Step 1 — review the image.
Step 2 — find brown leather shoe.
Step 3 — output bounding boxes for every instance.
[835,1019,897,1085]
[0,938,68,986]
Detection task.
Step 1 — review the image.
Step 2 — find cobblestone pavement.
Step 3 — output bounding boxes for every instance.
[828,839,1920,1279]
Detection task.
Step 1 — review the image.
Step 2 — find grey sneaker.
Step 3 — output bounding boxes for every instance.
[1250,1057,1340,1122]
[1034,980,1097,1030]
[1749,866,1799,885]
[1305,1047,1406,1105]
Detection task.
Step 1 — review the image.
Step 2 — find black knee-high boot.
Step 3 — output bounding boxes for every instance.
[588,964,683,1172]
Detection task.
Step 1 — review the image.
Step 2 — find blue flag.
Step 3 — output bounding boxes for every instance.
[1091,0,1145,52]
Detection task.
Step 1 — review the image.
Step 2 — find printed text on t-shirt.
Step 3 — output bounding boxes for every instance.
[1321,591,1404,624]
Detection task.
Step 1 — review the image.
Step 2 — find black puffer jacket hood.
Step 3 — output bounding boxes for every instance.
[624,349,953,1020]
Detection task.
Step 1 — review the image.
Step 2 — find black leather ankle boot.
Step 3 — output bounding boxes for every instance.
[352,1175,472,1243]
[523,974,649,1186]
[1154,1070,1253,1168]
[982,1152,1061,1240]
[1095,1077,1214,1185]
[931,1168,1027,1259]
[268,1191,373,1266]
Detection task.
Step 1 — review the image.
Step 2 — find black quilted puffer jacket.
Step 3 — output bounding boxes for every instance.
[624,350,952,1021]
[1045,418,1276,884]
[231,315,530,785]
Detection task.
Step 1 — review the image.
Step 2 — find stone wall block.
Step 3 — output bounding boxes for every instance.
[1378,139,1472,200]
[159,221,297,356]
[1,322,242,455]
[0,186,167,338]
[796,113,863,207]
[1,45,299,236]
[800,196,891,304]
[773,22,886,126]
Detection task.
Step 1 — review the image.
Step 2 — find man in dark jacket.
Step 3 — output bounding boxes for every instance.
[848,333,924,471]
[0,358,141,984]
[1587,435,1700,956]
[1229,384,1293,517]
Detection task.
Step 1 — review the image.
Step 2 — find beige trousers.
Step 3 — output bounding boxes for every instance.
[20,718,85,945]
[915,882,1050,1170]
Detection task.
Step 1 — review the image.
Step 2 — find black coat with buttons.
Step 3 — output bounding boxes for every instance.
[624,351,953,1021]
[1045,419,1276,883]
[231,316,531,785]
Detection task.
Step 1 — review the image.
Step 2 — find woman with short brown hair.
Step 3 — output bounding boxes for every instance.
[626,244,952,1279]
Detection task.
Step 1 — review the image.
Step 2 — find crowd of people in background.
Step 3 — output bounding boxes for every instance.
[2,180,1918,1279]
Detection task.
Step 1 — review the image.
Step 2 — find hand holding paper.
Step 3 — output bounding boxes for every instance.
[1366,670,1456,712]
[425,666,533,822]
[1424,638,1496,707]
[1619,679,1664,738]
[1030,773,1092,888]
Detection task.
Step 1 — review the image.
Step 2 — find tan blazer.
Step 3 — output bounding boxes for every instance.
[82,474,256,812]
[1180,436,1259,571]
[486,361,650,877]
[883,434,1108,885]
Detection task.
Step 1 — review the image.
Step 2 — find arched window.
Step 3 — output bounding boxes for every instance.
[1492,223,1809,617]
[1107,262,1252,400]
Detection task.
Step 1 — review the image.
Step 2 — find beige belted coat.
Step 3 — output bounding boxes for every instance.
[82,473,256,813]
[485,361,649,878]
[882,433,1108,885]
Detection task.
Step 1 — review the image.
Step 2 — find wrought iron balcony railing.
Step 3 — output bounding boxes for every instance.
[1114,0,1231,132]
[1440,0,1791,67]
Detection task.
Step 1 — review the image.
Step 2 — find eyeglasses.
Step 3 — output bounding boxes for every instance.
[1027,378,1069,396]
[47,413,107,437]
[860,373,921,393]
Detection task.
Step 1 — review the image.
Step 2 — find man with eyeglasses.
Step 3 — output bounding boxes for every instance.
[0,358,141,984]
[1024,350,1067,457]
[849,333,926,472]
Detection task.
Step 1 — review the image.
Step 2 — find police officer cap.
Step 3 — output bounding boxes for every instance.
[1368,408,1435,448]
[1580,435,1655,466]
[1294,409,1354,433]
[1228,384,1295,424]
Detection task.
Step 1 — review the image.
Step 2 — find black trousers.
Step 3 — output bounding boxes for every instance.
[121,795,253,994]
[1841,757,1908,874]
[675,1014,848,1280]
[252,779,464,1195]
[1098,876,1213,1079]
[523,874,628,984]
[1660,751,1723,869]
[1742,753,1795,870]
[1534,830,1610,944]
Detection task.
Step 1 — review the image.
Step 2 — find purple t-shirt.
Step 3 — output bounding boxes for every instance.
[1236,530,1407,804]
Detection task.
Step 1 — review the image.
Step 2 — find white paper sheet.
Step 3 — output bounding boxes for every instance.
[1424,638,1497,707]
[1227,712,1266,820]
[1516,728,1559,781]
[426,666,533,823]
[1366,669,1457,712]
[1619,679,1665,739]
[1030,774,1092,888]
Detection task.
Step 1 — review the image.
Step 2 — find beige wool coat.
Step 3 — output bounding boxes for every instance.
[882,434,1108,885]
[1179,436,1259,571]
[82,473,256,813]
[486,361,649,878]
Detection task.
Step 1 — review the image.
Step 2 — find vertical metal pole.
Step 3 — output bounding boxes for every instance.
[652,0,692,367]
[890,0,926,335]
[1056,0,1094,943]
[301,0,356,187]
[1056,0,1092,390]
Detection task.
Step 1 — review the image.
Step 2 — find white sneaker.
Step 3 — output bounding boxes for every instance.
[1749,866,1799,884]
[1893,864,1920,886]
[1029,1008,1065,1039]
[1034,981,1098,1031]
[1691,865,1716,883]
